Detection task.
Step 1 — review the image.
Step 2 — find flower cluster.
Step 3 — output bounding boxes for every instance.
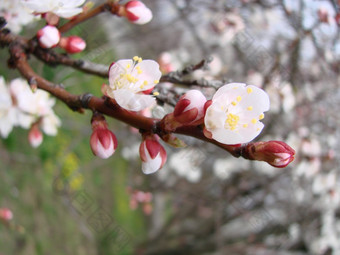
[102,58,294,174]
[0,76,60,147]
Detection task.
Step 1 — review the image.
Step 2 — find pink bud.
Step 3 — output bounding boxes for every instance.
[0,208,13,221]
[139,135,167,174]
[174,90,207,125]
[37,25,60,48]
[59,36,86,54]
[124,1,153,25]
[28,124,43,148]
[246,141,295,168]
[90,115,117,159]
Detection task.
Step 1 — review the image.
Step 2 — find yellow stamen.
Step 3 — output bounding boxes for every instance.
[225,113,240,131]
[247,87,253,94]
[133,56,139,61]
[138,57,142,63]
[236,96,242,102]
[138,70,142,74]
[154,80,159,84]
[231,101,237,106]
[243,124,248,128]
[259,113,264,120]
[143,80,148,85]
[153,92,159,96]
[251,118,257,124]
[126,64,131,68]
[247,106,253,111]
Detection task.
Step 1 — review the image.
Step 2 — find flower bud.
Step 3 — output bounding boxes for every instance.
[37,25,60,48]
[174,90,207,125]
[139,135,167,174]
[59,36,86,54]
[0,208,13,221]
[28,124,43,148]
[124,1,153,25]
[90,114,117,159]
[245,141,295,168]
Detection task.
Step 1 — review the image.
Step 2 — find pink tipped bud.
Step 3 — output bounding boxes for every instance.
[245,141,295,168]
[0,208,13,221]
[124,1,153,25]
[37,25,60,48]
[59,36,86,54]
[174,90,207,125]
[28,124,43,148]
[139,135,167,174]
[90,114,117,159]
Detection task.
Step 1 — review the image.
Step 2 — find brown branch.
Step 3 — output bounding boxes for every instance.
[8,41,242,158]
[58,3,121,33]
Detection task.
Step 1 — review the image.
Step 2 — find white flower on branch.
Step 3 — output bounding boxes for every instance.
[22,0,85,18]
[204,83,270,145]
[0,76,60,140]
[104,56,162,112]
[0,0,36,33]
[0,77,17,138]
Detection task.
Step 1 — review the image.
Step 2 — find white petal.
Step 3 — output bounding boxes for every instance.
[96,138,114,159]
[204,103,227,130]
[142,153,162,174]
[109,60,132,87]
[213,83,245,100]
[113,89,155,111]
[41,112,61,135]
[236,85,270,113]
[133,60,162,91]
[60,0,86,8]
[55,7,83,18]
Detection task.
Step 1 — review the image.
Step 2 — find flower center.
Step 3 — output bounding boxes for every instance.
[225,113,239,131]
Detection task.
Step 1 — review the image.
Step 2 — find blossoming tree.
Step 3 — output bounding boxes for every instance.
[0,0,295,174]
[1,0,339,254]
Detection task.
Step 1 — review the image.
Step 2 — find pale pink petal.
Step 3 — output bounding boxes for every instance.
[113,89,155,111]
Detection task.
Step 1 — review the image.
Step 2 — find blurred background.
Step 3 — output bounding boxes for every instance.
[1,0,340,254]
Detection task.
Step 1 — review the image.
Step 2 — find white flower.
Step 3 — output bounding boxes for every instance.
[0,77,17,138]
[10,78,60,135]
[22,0,85,18]
[105,56,162,111]
[0,0,36,33]
[204,83,270,145]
